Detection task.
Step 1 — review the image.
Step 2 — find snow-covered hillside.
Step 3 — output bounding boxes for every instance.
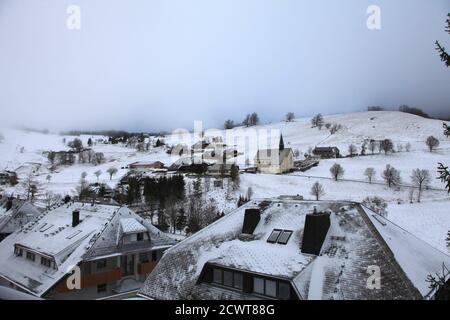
[0,111,449,252]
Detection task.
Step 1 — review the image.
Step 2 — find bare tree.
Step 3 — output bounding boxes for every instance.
[380,139,394,155]
[165,195,179,234]
[362,196,388,216]
[94,170,102,183]
[311,114,324,128]
[329,123,341,135]
[382,165,401,188]
[411,169,431,202]
[93,152,105,165]
[364,168,376,184]
[23,171,39,201]
[369,140,378,154]
[348,144,357,157]
[224,120,235,129]
[408,187,415,204]
[310,182,325,200]
[405,142,411,152]
[330,163,344,181]
[286,112,295,122]
[425,136,439,152]
[107,167,118,180]
[43,191,61,210]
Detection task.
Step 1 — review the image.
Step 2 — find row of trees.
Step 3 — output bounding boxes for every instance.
[329,163,433,202]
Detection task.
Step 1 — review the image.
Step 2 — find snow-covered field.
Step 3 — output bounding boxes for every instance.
[0,111,449,253]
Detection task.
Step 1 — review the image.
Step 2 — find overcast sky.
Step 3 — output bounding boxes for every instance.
[0,0,449,132]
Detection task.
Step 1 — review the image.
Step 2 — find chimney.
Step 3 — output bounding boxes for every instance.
[242,209,261,234]
[72,210,80,227]
[301,208,331,255]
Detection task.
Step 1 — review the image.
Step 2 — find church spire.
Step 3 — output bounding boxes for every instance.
[279,133,285,151]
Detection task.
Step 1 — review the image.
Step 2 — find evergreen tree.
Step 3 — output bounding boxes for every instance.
[230,164,240,191]
[438,163,450,193]
[175,208,187,233]
[444,123,450,138]
[435,14,450,67]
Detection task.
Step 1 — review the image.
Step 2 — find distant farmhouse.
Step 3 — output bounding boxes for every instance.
[168,157,209,174]
[138,199,450,300]
[206,163,237,177]
[0,171,18,186]
[128,161,165,172]
[0,197,41,241]
[0,203,175,299]
[255,135,294,174]
[312,147,340,159]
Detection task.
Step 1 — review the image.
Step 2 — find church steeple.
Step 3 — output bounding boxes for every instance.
[279,133,285,151]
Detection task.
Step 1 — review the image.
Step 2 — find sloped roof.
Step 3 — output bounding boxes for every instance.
[255,148,293,164]
[0,203,175,297]
[0,199,41,235]
[138,199,450,300]
[120,218,148,234]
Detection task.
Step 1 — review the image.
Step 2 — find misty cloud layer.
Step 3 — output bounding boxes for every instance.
[0,0,449,132]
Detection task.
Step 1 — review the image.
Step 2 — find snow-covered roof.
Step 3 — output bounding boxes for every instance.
[255,148,293,163]
[0,198,41,235]
[0,202,175,297]
[120,218,147,234]
[139,199,450,300]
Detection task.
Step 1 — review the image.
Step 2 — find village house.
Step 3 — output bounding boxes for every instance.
[255,135,294,174]
[206,163,237,177]
[0,197,41,242]
[138,198,450,300]
[0,171,17,186]
[0,202,175,299]
[128,161,165,172]
[312,147,340,159]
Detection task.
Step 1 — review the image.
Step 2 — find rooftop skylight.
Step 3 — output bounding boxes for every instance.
[267,229,293,245]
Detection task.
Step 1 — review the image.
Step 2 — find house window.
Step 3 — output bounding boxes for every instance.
[277,230,293,245]
[140,252,150,263]
[26,251,35,262]
[267,229,282,243]
[213,268,222,284]
[233,272,243,289]
[137,233,144,241]
[96,259,107,269]
[151,250,158,262]
[253,277,291,299]
[40,257,52,268]
[265,279,277,298]
[97,283,107,293]
[14,247,23,257]
[253,277,265,294]
[223,270,233,287]
[278,282,291,300]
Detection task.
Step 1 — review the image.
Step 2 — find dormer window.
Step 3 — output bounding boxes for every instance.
[118,218,149,245]
[26,251,35,261]
[14,246,23,257]
[40,256,52,268]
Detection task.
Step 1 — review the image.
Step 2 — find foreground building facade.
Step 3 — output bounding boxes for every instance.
[139,198,450,300]
[0,202,175,299]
